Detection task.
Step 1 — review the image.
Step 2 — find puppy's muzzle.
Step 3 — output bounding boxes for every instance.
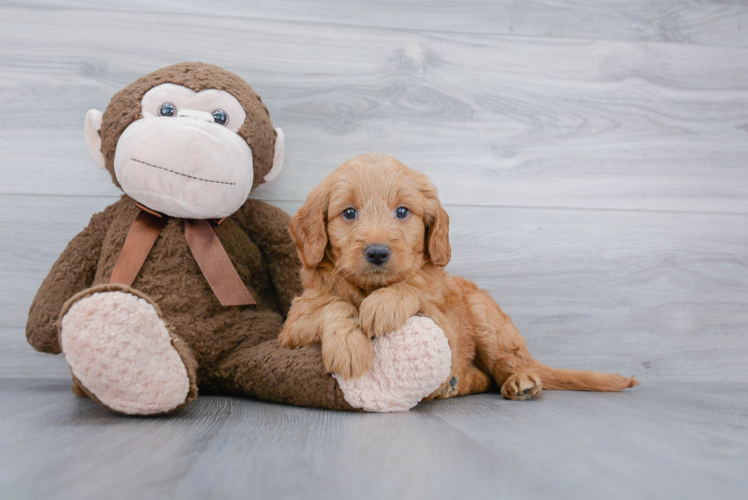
[365,245,390,266]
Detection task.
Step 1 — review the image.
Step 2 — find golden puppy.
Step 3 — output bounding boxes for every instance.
[279,154,638,400]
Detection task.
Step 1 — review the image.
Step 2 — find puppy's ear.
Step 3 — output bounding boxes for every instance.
[417,174,451,267]
[426,196,451,267]
[289,179,330,268]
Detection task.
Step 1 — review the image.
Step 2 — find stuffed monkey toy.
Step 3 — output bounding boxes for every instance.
[26,63,451,415]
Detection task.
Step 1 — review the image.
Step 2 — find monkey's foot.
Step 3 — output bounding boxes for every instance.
[60,285,194,415]
[334,316,452,412]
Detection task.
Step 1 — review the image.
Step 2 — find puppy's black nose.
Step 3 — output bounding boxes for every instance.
[365,245,390,266]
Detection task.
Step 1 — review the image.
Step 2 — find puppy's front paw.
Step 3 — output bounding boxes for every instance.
[278,327,296,348]
[322,326,374,379]
[278,323,309,348]
[359,290,411,338]
[501,373,542,400]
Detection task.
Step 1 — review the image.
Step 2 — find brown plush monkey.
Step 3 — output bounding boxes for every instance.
[25,63,363,414]
[27,63,452,415]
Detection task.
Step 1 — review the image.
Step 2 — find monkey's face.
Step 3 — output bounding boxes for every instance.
[114,83,254,219]
[113,83,254,219]
[85,63,284,220]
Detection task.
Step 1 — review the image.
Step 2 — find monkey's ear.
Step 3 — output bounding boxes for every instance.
[263,128,285,182]
[84,109,106,170]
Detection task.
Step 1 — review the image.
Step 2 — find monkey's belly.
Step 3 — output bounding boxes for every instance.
[91,215,281,356]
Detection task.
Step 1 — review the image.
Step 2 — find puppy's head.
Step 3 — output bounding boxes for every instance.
[290,154,450,289]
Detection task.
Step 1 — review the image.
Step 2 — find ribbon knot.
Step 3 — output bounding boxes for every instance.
[109,207,256,306]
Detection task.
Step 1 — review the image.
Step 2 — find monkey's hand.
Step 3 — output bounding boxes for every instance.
[27,202,117,354]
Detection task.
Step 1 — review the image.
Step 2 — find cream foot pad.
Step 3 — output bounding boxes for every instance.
[60,291,190,415]
[335,316,452,412]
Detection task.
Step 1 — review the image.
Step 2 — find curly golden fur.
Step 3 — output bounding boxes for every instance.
[280,153,638,400]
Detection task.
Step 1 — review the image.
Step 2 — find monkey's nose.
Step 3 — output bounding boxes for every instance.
[177,109,215,122]
[365,245,391,266]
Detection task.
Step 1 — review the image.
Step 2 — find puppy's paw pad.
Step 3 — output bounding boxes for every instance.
[436,375,460,399]
[501,373,542,401]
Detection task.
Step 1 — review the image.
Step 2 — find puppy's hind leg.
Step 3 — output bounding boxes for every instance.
[468,290,638,399]
[468,291,542,401]
[433,364,491,400]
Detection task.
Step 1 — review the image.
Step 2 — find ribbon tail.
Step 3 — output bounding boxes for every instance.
[110,209,167,286]
[183,219,256,306]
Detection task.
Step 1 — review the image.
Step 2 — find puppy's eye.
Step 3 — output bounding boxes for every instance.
[212,109,228,126]
[396,207,410,219]
[342,208,358,220]
[159,102,176,117]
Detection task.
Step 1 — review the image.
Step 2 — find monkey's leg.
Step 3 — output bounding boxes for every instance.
[209,314,452,412]
[208,332,356,411]
[59,284,198,415]
[201,309,351,410]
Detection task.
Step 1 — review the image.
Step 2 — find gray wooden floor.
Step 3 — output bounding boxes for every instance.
[1,1,747,499]
[2,378,746,500]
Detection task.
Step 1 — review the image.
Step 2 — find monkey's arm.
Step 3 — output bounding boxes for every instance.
[26,207,113,354]
[235,199,302,316]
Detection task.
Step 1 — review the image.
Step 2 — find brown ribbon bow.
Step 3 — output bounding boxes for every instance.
[109,206,256,306]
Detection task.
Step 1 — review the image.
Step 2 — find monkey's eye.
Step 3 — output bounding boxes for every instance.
[342,208,358,220]
[159,102,177,117]
[396,207,410,219]
[212,109,228,126]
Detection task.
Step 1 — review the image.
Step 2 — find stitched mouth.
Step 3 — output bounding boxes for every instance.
[130,158,236,186]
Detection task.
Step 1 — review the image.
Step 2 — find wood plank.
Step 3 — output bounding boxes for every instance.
[0,379,561,500]
[4,195,746,382]
[0,329,70,379]
[431,383,748,500]
[0,378,745,500]
[1,7,747,213]
[7,0,748,47]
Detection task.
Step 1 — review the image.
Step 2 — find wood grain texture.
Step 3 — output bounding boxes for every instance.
[7,0,748,47]
[0,379,746,500]
[1,7,748,213]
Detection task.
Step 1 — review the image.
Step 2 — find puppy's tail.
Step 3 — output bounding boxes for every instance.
[533,361,639,392]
